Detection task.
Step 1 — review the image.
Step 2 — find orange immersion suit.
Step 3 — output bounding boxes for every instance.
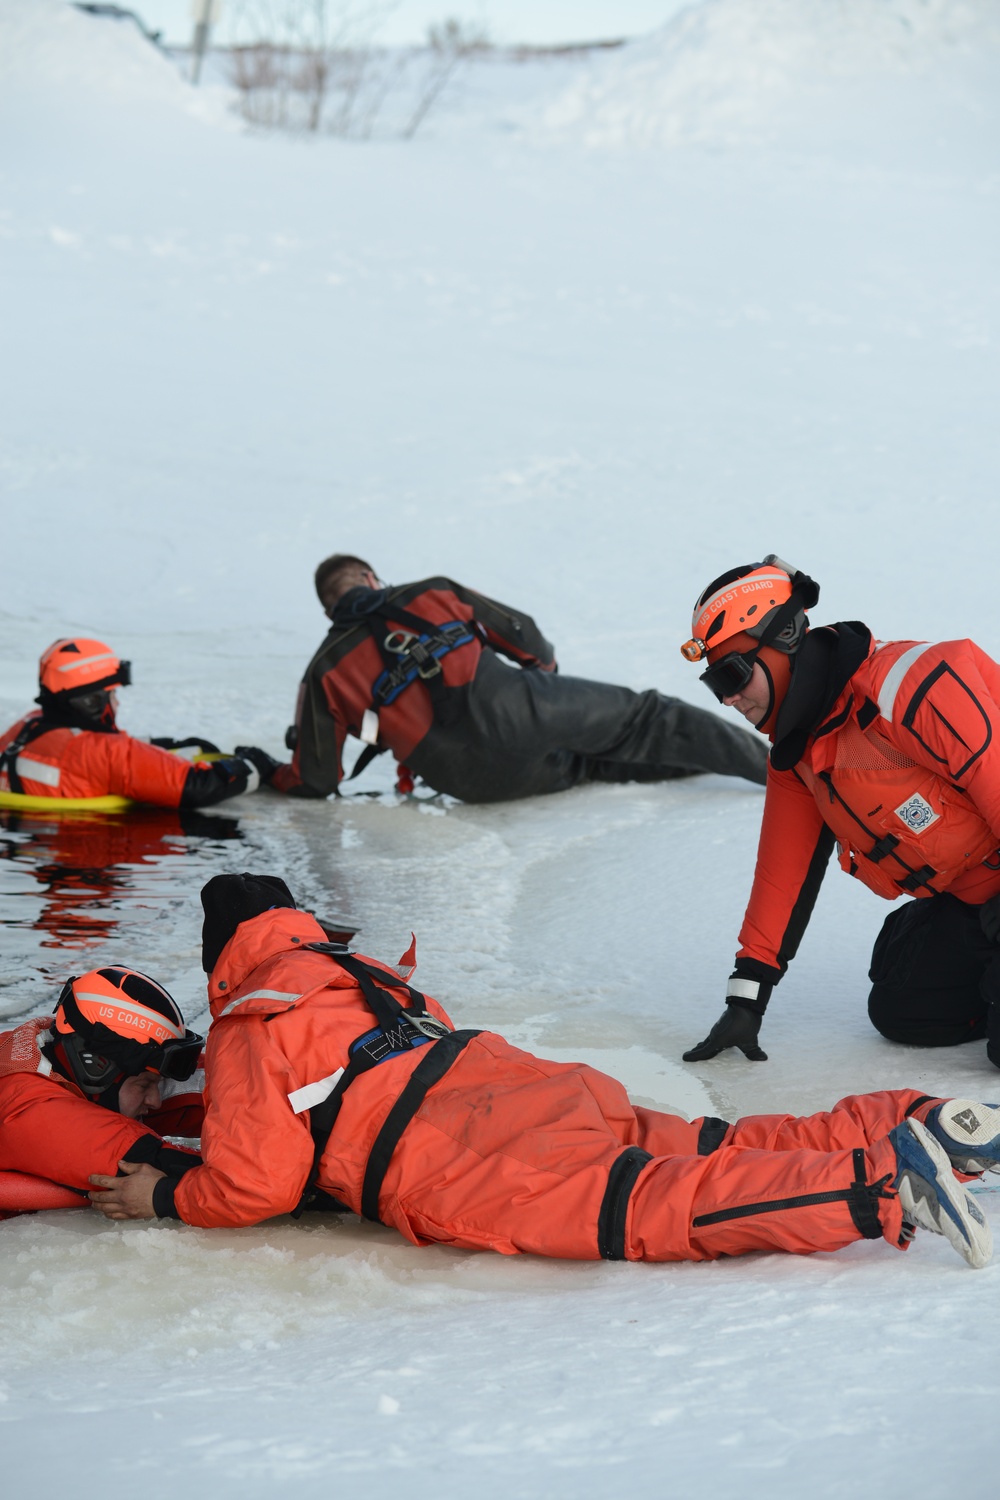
[156,908,934,1262]
[738,633,1000,979]
[0,714,192,805]
[0,1016,203,1216]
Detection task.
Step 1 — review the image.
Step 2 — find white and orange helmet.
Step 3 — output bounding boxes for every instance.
[53,966,202,1095]
[681,555,819,702]
[38,638,132,700]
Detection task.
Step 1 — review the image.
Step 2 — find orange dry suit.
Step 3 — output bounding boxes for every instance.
[0,1016,203,1215]
[731,625,1000,1005]
[152,906,942,1262]
[0,710,254,808]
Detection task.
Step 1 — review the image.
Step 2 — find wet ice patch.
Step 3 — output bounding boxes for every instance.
[0,1213,489,1369]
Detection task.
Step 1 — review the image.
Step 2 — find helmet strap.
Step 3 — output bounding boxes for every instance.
[754,647,795,736]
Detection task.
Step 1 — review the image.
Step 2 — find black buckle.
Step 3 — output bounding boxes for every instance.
[866,834,900,864]
[898,864,936,893]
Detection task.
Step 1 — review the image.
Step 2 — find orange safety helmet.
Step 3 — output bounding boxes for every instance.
[37,638,132,700]
[681,556,819,716]
[681,556,818,665]
[52,966,202,1096]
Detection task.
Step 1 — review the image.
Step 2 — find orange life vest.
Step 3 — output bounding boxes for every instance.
[796,708,1000,900]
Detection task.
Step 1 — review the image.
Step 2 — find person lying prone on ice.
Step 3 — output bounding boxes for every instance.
[91,873,996,1270]
[0,967,204,1215]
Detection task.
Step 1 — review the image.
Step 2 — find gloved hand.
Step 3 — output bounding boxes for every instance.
[234,745,283,785]
[980,893,1000,945]
[683,1001,768,1062]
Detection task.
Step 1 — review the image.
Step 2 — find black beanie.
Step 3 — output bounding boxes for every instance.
[201,873,297,974]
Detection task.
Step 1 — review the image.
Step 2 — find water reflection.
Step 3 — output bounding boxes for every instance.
[0,807,243,985]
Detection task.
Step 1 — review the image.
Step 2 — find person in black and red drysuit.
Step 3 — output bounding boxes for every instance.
[0,965,203,1218]
[257,554,768,803]
[0,636,271,809]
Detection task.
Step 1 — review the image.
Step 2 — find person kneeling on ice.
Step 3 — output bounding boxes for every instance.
[260,553,768,802]
[90,873,995,1270]
[678,556,1000,1068]
[0,967,204,1217]
[0,636,272,809]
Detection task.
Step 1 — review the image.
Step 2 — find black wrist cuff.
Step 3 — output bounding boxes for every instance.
[152,1176,182,1220]
[122,1136,202,1176]
[726,993,768,1018]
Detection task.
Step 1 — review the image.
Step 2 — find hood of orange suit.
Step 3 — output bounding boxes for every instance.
[207,907,342,1019]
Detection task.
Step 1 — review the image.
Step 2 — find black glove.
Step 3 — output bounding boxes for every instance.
[683,1001,768,1062]
[980,894,1000,945]
[151,735,223,755]
[234,745,282,785]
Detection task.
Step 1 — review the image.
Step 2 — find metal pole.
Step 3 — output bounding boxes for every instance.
[190,0,218,85]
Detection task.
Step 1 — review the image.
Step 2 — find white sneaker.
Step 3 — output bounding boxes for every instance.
[927,1100,1000,1174]
[891,1118,993,1270]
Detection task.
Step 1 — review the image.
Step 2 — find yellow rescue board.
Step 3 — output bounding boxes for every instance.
[0,747,229,813]
[0,791,134,813]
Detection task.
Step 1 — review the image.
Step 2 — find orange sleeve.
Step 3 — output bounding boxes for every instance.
[171,1020,313,1227]
[736,763,835,977]
[0,1074,158,1191]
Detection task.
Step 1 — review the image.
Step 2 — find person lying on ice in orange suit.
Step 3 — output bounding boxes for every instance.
[0,635,271,808]
[91,873,996,1270]
[0,967,203,1217]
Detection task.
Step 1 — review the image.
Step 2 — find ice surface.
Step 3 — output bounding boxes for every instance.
[2,1,1000,1495]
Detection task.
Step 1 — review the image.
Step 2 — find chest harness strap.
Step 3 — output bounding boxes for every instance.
[333,597,478,737]
[0,716,54,795]
[292,943,480,1217]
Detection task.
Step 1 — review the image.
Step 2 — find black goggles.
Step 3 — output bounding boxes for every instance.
[58,1021,203,1089]
[700,649,758,703]
[156,1030,204,1081]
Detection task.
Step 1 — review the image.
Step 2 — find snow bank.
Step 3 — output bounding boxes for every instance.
[0,0,227,130]
[543,0,1000,147]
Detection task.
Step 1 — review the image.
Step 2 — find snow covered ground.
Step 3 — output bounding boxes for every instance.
[1,0,999,1494]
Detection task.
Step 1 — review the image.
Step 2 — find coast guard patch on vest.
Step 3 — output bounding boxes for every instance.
[894,793,939,834]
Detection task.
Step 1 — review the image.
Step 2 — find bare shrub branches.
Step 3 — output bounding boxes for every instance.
[225,3,490,140]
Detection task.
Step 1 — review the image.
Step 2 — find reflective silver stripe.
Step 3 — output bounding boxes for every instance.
[218,987,301,1018]
[288,1069,344,1115]
[15,756,61,787]
[695,570,790,630]
[73,990,184,1040]
[55,651,116,674]
[240,763,260,794]
[726,976,761,1002]
[35,1027,53,1075]
[878,642,934,723]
